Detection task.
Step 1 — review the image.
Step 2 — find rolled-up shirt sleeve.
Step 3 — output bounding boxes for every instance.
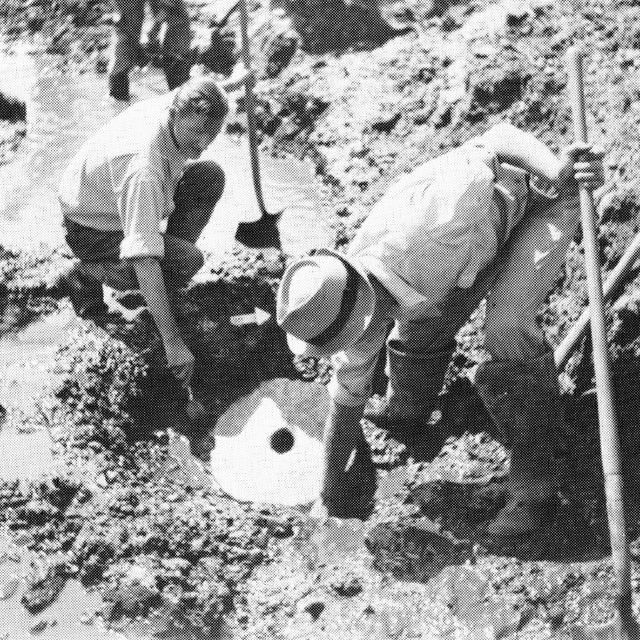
[117,168,165,260]
[327,309,393,407]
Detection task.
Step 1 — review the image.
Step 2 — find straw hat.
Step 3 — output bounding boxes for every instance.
[276,249,375,358]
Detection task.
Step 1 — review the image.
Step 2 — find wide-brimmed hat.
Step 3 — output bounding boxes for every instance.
[276,249,375,358]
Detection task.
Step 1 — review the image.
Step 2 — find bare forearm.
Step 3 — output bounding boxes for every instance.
[132,257,180,343]
[483,122,562,183]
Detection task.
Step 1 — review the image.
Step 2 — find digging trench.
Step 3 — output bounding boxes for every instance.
[4,1,640,637]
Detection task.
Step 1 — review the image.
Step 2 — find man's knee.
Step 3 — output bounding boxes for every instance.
[175,161,225,209]
[163,240,204,286]
[485,313,547,361]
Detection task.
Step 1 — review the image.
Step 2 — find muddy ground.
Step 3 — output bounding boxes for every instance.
[3,0,640,637]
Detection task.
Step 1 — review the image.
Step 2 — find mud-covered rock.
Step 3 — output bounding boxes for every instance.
[366,518,473,581]
[21,560,67,613]
[274,0,410,54]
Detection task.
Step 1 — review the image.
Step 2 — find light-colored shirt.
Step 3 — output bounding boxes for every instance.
[328,134,532,407]
[58,92,187,260]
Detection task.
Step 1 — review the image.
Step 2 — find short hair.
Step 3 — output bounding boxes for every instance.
[171,76,229,121]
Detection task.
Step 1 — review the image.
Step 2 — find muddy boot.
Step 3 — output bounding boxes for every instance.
[475,351,562,537]
[60,263,108,318]
[163,58,191,90]
[235,215,281,249]
[363,343,453,434]
[108,71,130,101]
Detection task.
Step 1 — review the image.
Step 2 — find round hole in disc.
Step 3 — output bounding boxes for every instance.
[270,427,295,454]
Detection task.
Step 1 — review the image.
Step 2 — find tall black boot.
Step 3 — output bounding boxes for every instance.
[363,342,454,432]
[475,351,562,537]
[60,263,108,318]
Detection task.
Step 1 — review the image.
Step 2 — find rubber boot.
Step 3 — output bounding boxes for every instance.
[60,263,108,318]
[475,351,562,537]
[108,71,130,101]
[163,58,191,90]
[363,343,454,433]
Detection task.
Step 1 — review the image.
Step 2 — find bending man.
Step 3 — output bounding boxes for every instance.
[276,123,604,537]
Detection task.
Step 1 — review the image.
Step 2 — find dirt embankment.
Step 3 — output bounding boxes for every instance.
[3,0,640,637]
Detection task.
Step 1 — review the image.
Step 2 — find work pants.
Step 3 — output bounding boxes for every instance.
[389,195,580,363]
[108,0,191,76]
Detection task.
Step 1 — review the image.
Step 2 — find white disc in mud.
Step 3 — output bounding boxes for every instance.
[210,379,327,507]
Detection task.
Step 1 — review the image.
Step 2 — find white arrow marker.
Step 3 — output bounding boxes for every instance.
[229,307,272,327]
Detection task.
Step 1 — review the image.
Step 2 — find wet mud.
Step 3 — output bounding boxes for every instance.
[3,0,640,638]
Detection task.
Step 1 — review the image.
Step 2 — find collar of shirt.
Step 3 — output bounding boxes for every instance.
[157,106,188,177]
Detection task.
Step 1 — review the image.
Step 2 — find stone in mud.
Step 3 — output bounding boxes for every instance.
[409,480,507,533]
[20,500,60,527]
[101,581,163,621]
[301,599,325,620]
[330,570,363,597]
[276,0,410,55]
[264,30,299,77]
[0,574,20,600]
[0,480,29,509]
[29,620,49,634]
[465,54,532,119]
[21,561,67,614]
[366,520,472,582]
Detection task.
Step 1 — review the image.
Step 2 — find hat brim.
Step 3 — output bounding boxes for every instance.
[285,249,375,359]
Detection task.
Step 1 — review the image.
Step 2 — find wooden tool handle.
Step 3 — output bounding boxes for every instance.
[567,46,636,637]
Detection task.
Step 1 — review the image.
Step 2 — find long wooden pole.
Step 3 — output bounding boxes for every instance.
[566,46,636,637]
[238,0,269,217]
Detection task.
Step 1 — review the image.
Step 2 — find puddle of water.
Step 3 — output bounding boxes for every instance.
[0,44,331,258]
[0,306,81,482]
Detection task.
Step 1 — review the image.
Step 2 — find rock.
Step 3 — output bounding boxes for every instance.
[303,600,325,620]
[277,0,409,54]
[29,620,48,634]
[13,530,35,547]
[0,574,20,600]
[330,570,363,597]
[21,562,67,614]
[503,0,532,25]
[102,581,162,621]
[366,520,472,581]
[265,32,299,77]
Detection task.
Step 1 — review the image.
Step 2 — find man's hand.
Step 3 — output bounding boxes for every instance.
[556,142,605,196]
[321,402,377,520]
[164,335,195,386]
[221,64,256,92]
[132,257,195,386]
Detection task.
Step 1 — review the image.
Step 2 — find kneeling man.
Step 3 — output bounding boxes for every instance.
[59,74,260,387]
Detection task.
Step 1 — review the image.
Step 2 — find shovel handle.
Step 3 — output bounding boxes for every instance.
[567,46,634,633]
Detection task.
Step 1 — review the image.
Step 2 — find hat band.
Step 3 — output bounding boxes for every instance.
[306,260,360,348]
